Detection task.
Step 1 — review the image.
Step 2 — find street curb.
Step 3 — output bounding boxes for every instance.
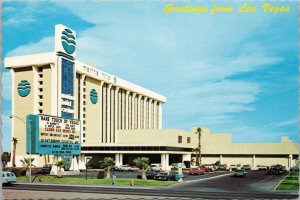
[182,172,234,184]
[273,173,290,190]
[16,182,164,190]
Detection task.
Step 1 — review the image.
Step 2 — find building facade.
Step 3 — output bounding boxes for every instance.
[5,24,298,170]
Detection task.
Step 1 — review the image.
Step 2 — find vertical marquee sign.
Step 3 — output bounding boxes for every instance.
[55,24,76,119]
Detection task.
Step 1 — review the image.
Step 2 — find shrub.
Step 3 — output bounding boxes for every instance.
[10,167,26,177]
[97,170,105,179]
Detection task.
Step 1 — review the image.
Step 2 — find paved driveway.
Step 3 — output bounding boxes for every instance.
[171,170,288,193]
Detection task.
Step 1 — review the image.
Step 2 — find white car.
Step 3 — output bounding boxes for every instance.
[150,163,162,171]
[116,164,131,171]
[2,172,16,185]
[171,163,187,169]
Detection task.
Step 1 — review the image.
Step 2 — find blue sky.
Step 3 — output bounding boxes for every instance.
[2,1,298,151]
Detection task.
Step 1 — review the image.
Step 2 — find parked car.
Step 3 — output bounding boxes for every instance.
[115,164,131,171]
[128,166,139,172]
[241,164,251,171]
[150,163,162,172]
[2,171,17,185]
[137,171,157,179]
[233,169,247,177]
[188,168,205,175]
[216,164,227,171]
[203,165,215,172]
[257,165,268,170]
[171,163,187,169]
[228,165,238,171]
[41,164,53,174]
[266,165,283,175]
[154,172,184,181]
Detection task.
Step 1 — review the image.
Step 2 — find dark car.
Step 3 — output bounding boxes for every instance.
[154,172,183,181]
[41,164,53,174]
[266,165,283,175]
[241,165,251,171]
[137,171,157,179]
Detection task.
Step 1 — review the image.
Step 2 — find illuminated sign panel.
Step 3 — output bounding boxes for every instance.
[26,114,81,155]
[61,58,74,119]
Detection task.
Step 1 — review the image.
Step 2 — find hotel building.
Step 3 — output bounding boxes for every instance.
[5,24,298,170]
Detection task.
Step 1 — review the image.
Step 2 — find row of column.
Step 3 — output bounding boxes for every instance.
[81,76,163,144]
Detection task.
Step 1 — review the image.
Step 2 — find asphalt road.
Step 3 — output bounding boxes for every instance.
[3,170,298,199]
[172,170,290,193]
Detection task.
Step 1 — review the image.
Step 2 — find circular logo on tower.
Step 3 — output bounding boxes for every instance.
[61,28,76,54]
[90,89,98,104]
[17,80,31,97]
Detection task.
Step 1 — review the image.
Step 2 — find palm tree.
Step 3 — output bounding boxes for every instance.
[99,157,115,179]
[12,137,18,167]
[20,157,35,176]
[54,160,65,178]
[134,157,149,180]
[194,127,202,166]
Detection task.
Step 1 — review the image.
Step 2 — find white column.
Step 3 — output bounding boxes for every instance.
[107,84,112,143]
[32,66,39,114]
[137,95,142,129]
[131,93,136,129]
[182,154,191,162]
[125,90,130,129]
[153,100,157,129]
[115,154,121,166]
[114,87,119,142]
[99,82,104,143]
[102,84,107,143]
[148,99,153,129]
[158,102,163,129]
[144,97,148,129]
[220,154,223,164]
[80,75,86,143]
[288,154,292,169]
[252,154,256,168]
[161,154,169,171]
[50,63,58,116]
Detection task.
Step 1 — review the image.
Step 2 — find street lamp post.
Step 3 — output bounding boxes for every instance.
[10,115,32,183]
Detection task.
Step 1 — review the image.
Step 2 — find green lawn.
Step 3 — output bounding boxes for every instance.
[276,172,299,190]
[17,176,177,187]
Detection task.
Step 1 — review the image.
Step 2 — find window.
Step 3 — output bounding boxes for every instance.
[83,140,85,143]
[39,81,43,85]
[187,137,191,143]
[83,114,86,118]
[39,74,43,78]
[178,136,182,143]
[83,127,86,131]
[38,68,43,72]
[39,109,43,113]
[83,133,85,137]
[83,95,86,99]
[38,102,43,106]
[83,88,86,92]
[39,88,43,92]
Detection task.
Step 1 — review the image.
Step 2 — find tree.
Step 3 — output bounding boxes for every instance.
[62,155,72,171]
[134,157,150,180]
[54,160,65,178]
[20,157,35,177]
[99,157,115,179]
[12,137,18,167]
[2,152,11,168]
[194,127,202,166]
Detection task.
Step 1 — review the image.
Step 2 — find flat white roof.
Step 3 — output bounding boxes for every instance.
[4,52,166,102]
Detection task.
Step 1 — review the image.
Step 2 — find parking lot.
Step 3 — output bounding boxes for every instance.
[171,170,289,192]
[77,169,230,182]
